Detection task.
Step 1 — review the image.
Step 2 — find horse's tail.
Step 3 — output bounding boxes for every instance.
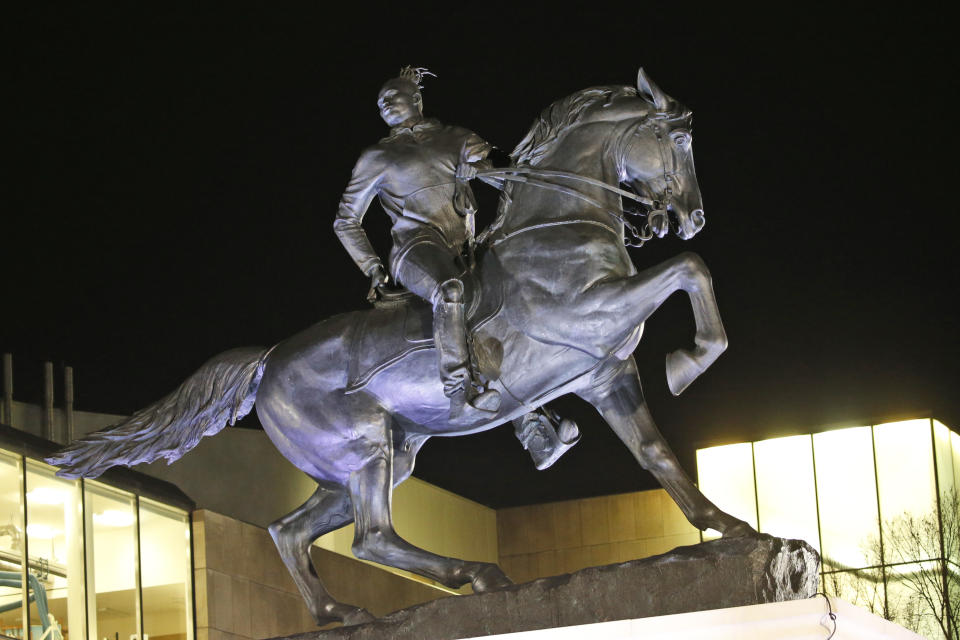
[45,346,274,479]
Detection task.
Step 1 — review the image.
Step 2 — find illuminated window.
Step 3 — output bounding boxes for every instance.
[821,568,884,617]
[139,499,192,640]
[813,427,879,571]
[697,417,960,639]
[886,562,942,640]
[25,461,84,640]
[84,481,139,640]
[0,451,25,639]
[874,419,937,565]
[933,420,956,502]
[695,443,757,540]
[1,444,196,640]
[753,435,819,552]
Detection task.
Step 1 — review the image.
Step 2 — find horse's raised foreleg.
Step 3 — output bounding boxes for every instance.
[657,252,728,396]
[556,251,726,395]
[347,430,512,592]
[615,251,727,395]
[577,357,755,538]
[268,483,374,627]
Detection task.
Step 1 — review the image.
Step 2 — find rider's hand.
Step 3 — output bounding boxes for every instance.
[366,266,389,303]
[456,141,479,183]
[456,161,478,183]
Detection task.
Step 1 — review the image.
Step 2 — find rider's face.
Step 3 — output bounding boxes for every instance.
[377,80,422,127]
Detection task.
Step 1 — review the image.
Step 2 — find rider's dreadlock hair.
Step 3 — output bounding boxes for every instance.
[396,66,436,90]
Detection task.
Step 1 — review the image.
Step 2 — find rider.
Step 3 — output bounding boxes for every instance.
[334,66,500,419]
[335,66,582,464]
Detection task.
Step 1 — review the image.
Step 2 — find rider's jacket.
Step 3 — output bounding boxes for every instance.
[334,118,491,278]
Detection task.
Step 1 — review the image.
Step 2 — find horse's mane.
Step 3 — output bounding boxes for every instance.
[477,85,641,246]
[510,85,639,167]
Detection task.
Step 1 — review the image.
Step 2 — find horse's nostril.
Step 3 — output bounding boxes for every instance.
[691,209,705,231]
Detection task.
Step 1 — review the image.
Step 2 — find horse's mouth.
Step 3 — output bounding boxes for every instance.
[670,207,705,240]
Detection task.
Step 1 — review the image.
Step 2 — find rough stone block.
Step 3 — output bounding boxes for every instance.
[272,535,819,640]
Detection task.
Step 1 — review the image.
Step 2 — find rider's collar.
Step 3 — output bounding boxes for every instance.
[385,118,441,140]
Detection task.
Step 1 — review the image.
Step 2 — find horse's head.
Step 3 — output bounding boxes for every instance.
[619,69,705,240]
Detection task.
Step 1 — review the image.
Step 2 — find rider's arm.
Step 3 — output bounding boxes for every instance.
[334,150,385,276]
[462,132,493,171]
[454,132,493,217]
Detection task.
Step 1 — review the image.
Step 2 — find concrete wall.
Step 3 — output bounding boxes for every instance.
[192,510,451,640]
[142,428,318,530]
[497,489,701,584]
[5,399,124,441]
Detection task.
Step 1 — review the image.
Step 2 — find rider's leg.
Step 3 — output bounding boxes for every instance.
[393,240,500,415]
[346,418,512,591]
[433,278,500,413]
[576,356,755,537]
[267,483,374,626]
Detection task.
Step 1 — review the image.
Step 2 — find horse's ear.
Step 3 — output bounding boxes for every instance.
[636,67,671,110]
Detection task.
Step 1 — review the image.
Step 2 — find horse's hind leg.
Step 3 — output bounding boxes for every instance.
[268,483,374,627]
[578,357,755,538]
[347,424,512,592]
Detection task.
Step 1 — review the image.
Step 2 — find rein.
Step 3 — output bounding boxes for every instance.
[478,167,655,207]
[476,117,679,248]
[477,169,651,247]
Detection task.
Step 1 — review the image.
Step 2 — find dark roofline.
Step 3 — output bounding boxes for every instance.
[0,422,195,511]
[690,410,950,452]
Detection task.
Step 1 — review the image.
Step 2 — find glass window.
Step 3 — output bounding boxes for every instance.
[952,430,960,496]
[821,568,885,619]
[84,482,139,640]
[138,499,192,640]
[0,451,26,640]
[934,420,956,500]
[696,443,758,540]
[874,420,938,564]
[813,426,880,571]
[886,561,945,640]
[753,435,820,552]
[25,461,84,640]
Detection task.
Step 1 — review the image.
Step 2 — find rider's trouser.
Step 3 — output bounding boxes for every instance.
[391,234,472,397]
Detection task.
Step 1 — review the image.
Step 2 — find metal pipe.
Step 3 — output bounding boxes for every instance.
[2,353,11,425]
[65,365,75,443]
[43,361,54,441]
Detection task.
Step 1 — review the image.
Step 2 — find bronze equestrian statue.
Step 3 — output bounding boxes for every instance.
[47,68,756,627]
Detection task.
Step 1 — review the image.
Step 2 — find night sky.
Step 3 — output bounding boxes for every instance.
[5,6,957,507]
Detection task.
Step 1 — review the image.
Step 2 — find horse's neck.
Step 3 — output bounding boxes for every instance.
[499,127,623,235]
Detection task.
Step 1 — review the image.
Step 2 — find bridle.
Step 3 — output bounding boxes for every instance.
[478,114,682,248]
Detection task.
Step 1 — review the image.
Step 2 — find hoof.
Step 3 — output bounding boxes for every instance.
[721,519,760,539]
[665,349,702,396]
[472,564,513,592]
[340,607,375,627]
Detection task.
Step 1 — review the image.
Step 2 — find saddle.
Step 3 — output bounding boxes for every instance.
[344,272,502,394]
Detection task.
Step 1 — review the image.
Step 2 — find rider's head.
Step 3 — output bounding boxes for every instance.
[377,66,433,127]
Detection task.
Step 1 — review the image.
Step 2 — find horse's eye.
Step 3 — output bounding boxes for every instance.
[672,132,690,147]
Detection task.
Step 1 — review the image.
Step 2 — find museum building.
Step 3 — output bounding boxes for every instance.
[0,383,949,639]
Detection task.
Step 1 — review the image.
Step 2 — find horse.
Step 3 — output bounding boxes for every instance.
[46,69,756,627]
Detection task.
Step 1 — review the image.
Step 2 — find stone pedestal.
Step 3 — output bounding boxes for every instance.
[279,535,820,640]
